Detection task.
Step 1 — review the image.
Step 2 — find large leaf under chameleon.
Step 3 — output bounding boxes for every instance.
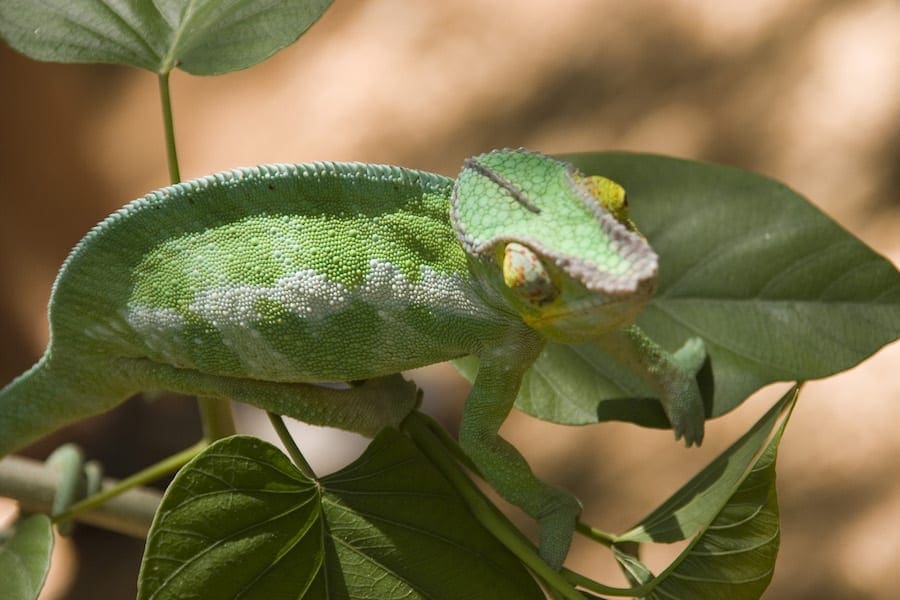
[138,431,542,599]
[458,153,900,427]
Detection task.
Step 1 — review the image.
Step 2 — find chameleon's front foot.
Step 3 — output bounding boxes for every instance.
[536,488,582,570]
[458,400,581,570]
[663,337,707,447]
[599,327,707,447]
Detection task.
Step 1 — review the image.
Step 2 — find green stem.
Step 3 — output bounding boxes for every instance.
[158,72,181,185]
[418,411,480,474]
[0,454,161,538]
[52,440,206,525]
[402,412,584,600]
[158,71,237,442]
[198,396,237,442]
[561,567,651,597]
[267,412,316,479]
[575,520,618,548]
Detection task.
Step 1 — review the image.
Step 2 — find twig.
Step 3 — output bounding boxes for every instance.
[0,454,161,538]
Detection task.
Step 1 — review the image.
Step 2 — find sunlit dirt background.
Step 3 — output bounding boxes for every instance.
[1,1,899,598]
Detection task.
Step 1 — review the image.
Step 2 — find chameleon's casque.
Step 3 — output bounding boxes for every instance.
[452,150,658,341]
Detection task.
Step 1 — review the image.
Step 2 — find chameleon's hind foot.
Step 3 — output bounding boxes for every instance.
[537,489,582,570]
[356,373,420,429]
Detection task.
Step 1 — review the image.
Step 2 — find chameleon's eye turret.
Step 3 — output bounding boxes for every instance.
[502,242,558,305]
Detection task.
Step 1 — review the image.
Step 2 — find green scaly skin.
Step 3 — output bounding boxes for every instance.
[0,149,705,569]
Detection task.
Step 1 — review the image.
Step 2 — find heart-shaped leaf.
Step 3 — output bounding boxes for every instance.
[0,0,334,75]
[0,515,54,600]
[138,430,542,599]
[498,153,900,426]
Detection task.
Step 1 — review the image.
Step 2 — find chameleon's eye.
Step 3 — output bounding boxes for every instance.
[502,242,558,304]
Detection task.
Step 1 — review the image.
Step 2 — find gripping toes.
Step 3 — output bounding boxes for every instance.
[537,489,582,570]
[361,374,419,427]
[663,337,706,446]
[664,368,706,446]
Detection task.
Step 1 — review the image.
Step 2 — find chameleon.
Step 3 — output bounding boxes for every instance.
[0,149,706,569]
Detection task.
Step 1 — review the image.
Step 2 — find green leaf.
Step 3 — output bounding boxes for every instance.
[617,386,796,544]
[0,515,54,600]
[0,0,334,75]
[518,345,672,428]
[508,152,900,426]
[618,387,794,599]
[138,431,542,599]
[612,545,653,588]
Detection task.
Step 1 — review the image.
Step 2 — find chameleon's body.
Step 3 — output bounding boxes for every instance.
[0,150,705,568]
[65,163,491,383]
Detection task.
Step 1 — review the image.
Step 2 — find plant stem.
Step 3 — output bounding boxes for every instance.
[267,412,316,479]
[560,567,651,598]
[198,396,237,442]
[52,440,206,527]
[575,521,618,547]
[402,411,584,600]
[0,455,161,538]
[157,71,237,442]
[158,72,181,185]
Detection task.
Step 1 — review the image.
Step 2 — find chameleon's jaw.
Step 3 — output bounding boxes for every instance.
[523,293,650,343]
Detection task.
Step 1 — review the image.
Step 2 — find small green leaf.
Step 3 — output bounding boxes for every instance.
[138,431,542,599]
[641,395,789,599]
[617,386,797,544]
[612,545,653,588]
[0,515,54,600]
[0,0,334,75]
[509,153,899,426]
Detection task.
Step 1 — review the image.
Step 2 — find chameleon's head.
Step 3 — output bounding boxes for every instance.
[451,149,658,342]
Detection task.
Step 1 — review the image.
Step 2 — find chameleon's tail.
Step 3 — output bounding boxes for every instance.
[0,353,127,457]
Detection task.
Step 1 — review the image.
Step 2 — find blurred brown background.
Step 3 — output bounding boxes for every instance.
[1,1,899,598]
